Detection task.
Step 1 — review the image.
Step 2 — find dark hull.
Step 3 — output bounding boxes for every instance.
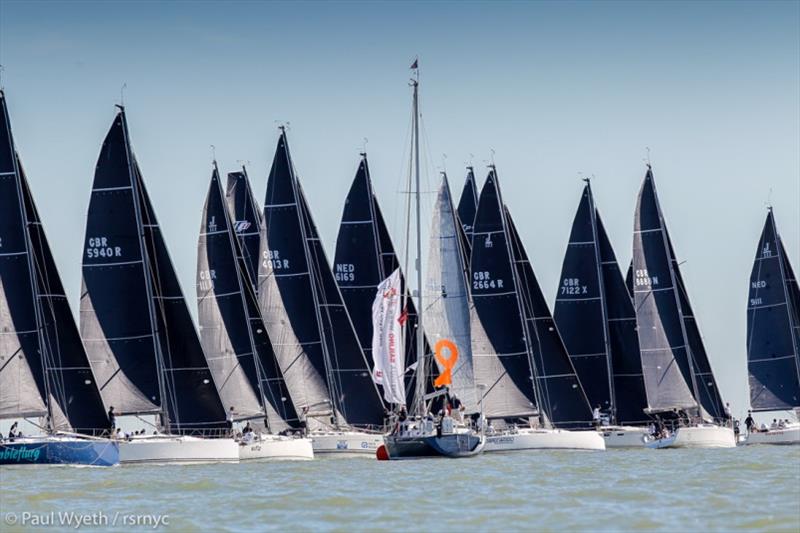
[0,438,119,466]
[384,433,483,459]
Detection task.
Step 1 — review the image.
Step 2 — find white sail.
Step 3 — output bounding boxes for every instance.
[423,176,479,412]
[371,268,407,405]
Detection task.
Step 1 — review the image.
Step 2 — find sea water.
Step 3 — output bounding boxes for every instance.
[1,445,798,531]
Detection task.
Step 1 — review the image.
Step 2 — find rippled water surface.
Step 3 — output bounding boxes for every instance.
[2,446,799,531]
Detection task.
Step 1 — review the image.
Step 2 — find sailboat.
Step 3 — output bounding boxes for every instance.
[744,207,800,445]
[554,180,650,447]
[80,108,238,464]
[258,128,386,456]
[380,64,484,459]
[0,90,119,466]
[456,166,479,252]
[333,153,431,411]
[471,168,605,451]
[196,163,314,460]
[632,165,734,448]
[225,166,263,294]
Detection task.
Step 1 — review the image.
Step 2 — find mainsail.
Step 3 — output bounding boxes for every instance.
[554,182,648,425]
[456,166,479,251]
[82,108,227,434]
[747,208,800,411]
[198,164,296,431]
[424,174,478,412]
[0,90,110,433]
[332,154,428,406]
[225,168,262,291]
[469,169,538,419]
[0,90,49,420]
[632,166,699,413]
[505,206,593,429]
[259,131,384,428]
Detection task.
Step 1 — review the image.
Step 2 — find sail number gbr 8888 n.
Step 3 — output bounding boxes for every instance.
[86,236,122,259]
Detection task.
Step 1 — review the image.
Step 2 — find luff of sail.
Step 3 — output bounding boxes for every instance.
[469,169,538,419]
[747,209,800,411]
[505,206,593,429]
[80,110,162,415]
[226,168,262,292]
[632,167,698,413]
[424,173,478,412]
[20,158,111,434]
[0,89,49,419]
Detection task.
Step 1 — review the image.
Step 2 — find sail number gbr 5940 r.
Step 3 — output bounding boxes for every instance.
[86,237,122,259]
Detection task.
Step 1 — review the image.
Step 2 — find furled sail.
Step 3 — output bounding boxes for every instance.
[747,209,800,411]
[555,182,648,425]
[424,174,478,412]
[259,132,383,428]
[469,170,538,419]
[0,90,48,419]
[505,206,593,429]
[632,167,698,413]
[456,166,479,251]
[332,154,428,406]
[225,168,262,291]
[198,165,296,431]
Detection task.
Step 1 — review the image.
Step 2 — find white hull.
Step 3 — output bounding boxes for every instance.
[238,435,314,460]
[484,428,606,452]
[311,431,384,456]
[744,425,800,445]
[119,435,239,465]
[599,426,648,448]
[644,424,735,449]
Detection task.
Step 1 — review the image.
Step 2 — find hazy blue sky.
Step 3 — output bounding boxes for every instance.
[1,1,798,417]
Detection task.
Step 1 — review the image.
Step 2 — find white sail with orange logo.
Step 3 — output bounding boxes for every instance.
[371,268,407,405]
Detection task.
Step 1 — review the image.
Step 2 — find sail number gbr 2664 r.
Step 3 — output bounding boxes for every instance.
[86,237,122,259]
[473,271,504,291]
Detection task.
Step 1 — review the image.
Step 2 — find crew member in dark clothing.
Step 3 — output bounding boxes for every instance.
[8,422,18,441]
[744,411,755,433]
[107,406,116,430]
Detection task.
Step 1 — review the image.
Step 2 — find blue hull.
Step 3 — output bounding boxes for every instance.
[0,439,119,466]
[385,433,484,459]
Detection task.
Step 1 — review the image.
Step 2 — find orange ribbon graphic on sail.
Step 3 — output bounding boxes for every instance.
[433,339,458,388]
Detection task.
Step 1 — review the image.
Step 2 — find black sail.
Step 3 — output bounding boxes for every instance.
[469,170,538,419]
[505,206,593,429]
[457,166,479,251]
[0,90,48,419]
[198,166,264,420]
[225,168,262,291]
[298,183,385,426]
[668,234,728,420]
[198,165,297,430]
[80,110,161,415]
[260,132,383,428]
[632,167,697,413]
[332,155,429,405]
[554,184,612,414]
[20,160,111,434]
[596,215,648,425]
[747,209,800,411]
[136,165,228,434]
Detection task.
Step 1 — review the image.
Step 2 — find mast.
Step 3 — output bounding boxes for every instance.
[586,180,616,423]
[411,64,426,417]
[119,107,170,432]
